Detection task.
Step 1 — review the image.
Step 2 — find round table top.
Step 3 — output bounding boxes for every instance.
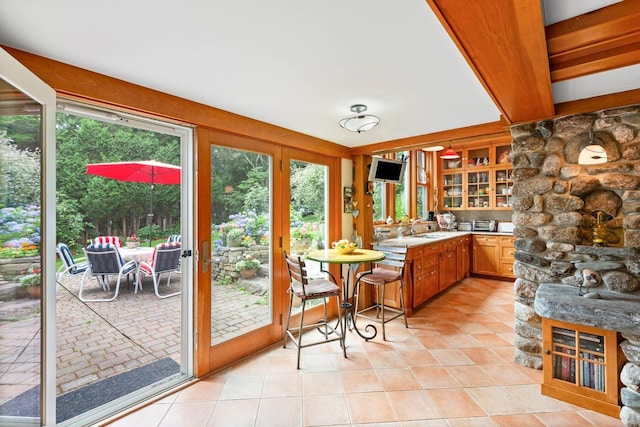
[119,246,155,262]
[306,248,385,264]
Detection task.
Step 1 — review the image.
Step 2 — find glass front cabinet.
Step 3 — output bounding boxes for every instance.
[541,318,624,418]
[439,144,512,210]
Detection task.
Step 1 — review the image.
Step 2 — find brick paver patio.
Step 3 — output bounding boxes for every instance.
[0,270,270,411]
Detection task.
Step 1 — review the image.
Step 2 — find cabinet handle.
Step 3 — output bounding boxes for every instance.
[545,349,551,355]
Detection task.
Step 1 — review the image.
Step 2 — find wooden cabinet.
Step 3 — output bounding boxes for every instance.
[472,234,515,279]
[402,236,471,314]
[439,142,513,210]
[472,235,500,276]
[498,236,515,278]
[410,244,440,311]
[541,318,624,418]
[438,241,456,291]
[456,236,470,281]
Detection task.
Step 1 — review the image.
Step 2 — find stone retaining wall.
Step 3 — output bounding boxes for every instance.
[510,105,640,425]
[210,245,270,281]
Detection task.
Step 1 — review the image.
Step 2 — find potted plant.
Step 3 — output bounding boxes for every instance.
[226,227,245,247]
[126,234,139,248]
[17,267,41,298]
[291,224,318,253]
[235,254,260,279]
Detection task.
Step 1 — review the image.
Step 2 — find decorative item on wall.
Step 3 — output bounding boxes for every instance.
[592,210,608,247]
[579,268,601,297]
[343,187,353,213]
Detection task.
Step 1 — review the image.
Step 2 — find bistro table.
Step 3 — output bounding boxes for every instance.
[119,246,155,293]
[306,248,385,341]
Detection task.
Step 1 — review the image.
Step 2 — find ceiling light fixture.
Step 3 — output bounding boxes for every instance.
[423,145,445,152]
[339,104,380,133]
[440,145,460,159]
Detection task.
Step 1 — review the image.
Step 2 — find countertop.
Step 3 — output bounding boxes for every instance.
[375,231,513,248]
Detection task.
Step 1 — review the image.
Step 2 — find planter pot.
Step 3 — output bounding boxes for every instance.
[16,285,40,299]
[239,268,257,279]
[228,239,242,247]
[126,241,140,248]
[293,238,311,254]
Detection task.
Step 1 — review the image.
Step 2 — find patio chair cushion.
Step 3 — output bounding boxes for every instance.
[94,236,122,247]
[57,242,88,275]
[86,243,136,275]
[139,242,181,276]
[167,234,181,243]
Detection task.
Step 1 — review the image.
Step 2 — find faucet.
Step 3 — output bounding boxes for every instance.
[410,218,421,236]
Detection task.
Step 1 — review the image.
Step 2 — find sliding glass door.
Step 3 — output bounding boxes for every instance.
[0,47,56,426]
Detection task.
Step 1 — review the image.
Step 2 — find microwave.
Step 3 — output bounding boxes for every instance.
[473,220,497,232]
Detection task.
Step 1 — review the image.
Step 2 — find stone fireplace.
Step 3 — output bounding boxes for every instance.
[509,105,640,425]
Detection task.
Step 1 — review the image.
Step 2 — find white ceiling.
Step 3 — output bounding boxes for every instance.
[0,0,637,148]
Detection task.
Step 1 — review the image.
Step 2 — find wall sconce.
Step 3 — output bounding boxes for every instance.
[578,135,607,165]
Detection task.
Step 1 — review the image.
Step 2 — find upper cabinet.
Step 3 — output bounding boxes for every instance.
[439,143,512,210]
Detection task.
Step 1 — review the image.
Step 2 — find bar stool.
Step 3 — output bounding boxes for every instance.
[283,251,346,369]
[354,245,408,340]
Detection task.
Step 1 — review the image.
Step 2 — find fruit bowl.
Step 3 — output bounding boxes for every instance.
[335,245,356,255]
[332,239,357,254]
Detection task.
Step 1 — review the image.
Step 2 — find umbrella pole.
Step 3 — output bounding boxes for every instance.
[148,175,154,247]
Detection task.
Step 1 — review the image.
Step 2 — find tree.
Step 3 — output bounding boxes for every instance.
[290,163,325,220]
[0,131,40,208]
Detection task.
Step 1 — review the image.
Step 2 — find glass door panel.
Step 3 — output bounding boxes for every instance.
[54,103,192,424]
[467,170,490,209]
[288,159,328,313]
[0,47,55,426]
[442,172,463,209]
[209,145,273,345]
[0,81,43,423]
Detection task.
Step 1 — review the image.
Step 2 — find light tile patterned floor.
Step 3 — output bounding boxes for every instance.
[108,276,623,426]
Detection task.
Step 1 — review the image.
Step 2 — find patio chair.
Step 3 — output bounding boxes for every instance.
[94,236,122,247]
[56,242,89,282]
[283,251,346,369]
[138,242,182,298]
[80,243,137,302]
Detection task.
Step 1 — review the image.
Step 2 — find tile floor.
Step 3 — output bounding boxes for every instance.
[107,276,623,426]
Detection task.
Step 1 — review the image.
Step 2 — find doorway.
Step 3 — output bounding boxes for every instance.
[198,130,339,374]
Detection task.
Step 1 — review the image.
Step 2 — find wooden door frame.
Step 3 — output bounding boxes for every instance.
[195,130,343,376]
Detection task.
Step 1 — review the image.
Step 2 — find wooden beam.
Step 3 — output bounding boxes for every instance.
[546,0,640,82]
[555,87,640,119]
[426,0,555,124]
[351,121,510,155]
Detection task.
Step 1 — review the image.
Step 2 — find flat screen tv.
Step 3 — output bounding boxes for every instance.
[368,157,406,183]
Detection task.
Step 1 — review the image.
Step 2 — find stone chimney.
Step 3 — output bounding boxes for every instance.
[509,105,640,425]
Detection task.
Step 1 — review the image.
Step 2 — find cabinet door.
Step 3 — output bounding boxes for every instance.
[541,319,621,417]
[472,235,499,275]
[442,171,463,210]
[439,247,456,290]
[499,236,516,278]
[466,169,491,209]
[456,238,469,281]
[417,254,439,307]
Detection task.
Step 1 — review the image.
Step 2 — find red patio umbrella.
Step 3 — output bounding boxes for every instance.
[86,160,181,246]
